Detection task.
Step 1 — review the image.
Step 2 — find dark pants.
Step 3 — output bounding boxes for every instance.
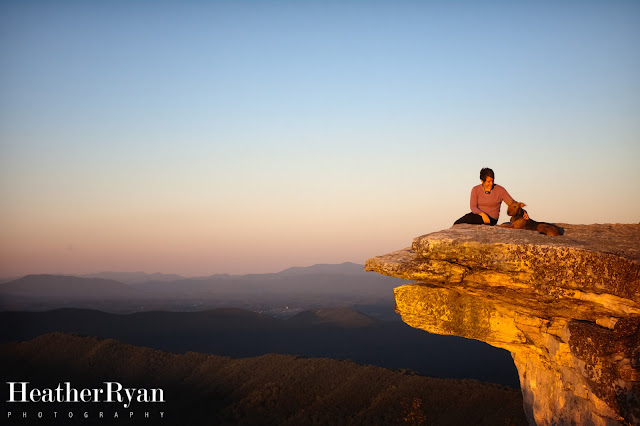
[454,212,498,226]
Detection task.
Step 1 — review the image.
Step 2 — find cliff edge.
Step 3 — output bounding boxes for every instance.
[366,223,639,426]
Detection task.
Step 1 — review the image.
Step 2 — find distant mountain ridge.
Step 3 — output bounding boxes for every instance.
[80,271,186,284]
[0,263,407,313]
[0,274,134,298]
[277,262,366,276]
[78,262,366,283]
[289,307,378,327]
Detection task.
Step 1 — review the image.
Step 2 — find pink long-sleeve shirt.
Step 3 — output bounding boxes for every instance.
[470,184,513,220]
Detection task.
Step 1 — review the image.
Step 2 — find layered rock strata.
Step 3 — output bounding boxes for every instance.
[365,223,640,426]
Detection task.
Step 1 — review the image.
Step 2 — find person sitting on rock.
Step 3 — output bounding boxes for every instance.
[454,167,526,226]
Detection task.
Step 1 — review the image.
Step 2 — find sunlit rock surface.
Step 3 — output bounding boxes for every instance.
[366,223,640,426]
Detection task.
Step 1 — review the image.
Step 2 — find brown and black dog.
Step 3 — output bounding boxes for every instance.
[500,201,562,236]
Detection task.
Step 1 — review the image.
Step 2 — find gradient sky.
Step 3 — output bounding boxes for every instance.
[1,0,639,277]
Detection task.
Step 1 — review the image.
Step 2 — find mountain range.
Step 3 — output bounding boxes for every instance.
[0,306,520,387]
[0,263,522,388]
[0,263,407,314]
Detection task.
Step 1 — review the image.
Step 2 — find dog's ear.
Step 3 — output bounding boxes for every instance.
[519,202,526,208]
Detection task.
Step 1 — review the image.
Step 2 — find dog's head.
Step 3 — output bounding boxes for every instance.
[506,201,526,217]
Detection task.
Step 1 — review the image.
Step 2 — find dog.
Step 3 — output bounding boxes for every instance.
[500,201,562,236]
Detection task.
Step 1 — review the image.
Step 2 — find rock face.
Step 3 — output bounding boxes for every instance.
[365,223,640,426]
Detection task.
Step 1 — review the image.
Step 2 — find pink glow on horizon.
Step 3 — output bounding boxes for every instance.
[2,2,638,277]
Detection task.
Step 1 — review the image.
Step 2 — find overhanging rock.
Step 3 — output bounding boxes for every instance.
[366,223,640,426]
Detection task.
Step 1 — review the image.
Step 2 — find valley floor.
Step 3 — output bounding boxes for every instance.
[1,332,527,425]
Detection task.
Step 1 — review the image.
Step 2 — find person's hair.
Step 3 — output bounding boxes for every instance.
[480,167,494,182]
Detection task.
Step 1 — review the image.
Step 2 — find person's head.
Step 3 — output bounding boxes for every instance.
[479,167,494,183]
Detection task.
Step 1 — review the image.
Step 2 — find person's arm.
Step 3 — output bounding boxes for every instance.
[470,186,482,214]
[470,187,490,223]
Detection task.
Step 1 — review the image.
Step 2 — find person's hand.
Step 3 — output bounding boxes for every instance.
[480,213,490,224]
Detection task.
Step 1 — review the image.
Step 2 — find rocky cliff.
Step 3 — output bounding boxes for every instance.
[365,223,640,426]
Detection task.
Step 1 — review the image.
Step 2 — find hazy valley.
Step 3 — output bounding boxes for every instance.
[0,263,406,318]
[1,263,525,423]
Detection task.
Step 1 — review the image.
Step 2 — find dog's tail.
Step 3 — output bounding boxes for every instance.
[536,223,561,237]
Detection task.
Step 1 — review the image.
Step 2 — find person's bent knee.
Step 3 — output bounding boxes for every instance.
[454,213,484,225]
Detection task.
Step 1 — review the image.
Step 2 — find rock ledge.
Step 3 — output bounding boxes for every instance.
[366,223,639,426]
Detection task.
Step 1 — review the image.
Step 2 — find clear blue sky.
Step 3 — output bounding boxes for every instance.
[1,0,639,276]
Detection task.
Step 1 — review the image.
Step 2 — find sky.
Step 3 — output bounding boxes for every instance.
[1,0,639,277]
